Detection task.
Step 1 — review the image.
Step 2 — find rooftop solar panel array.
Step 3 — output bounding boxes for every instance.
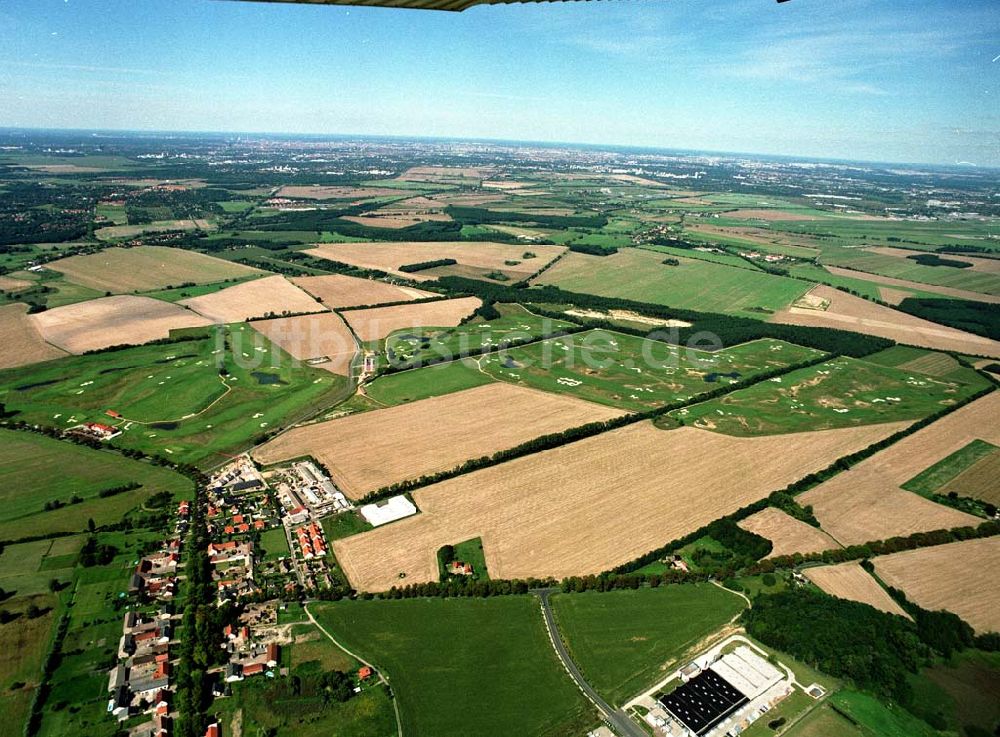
[658,668,748,736]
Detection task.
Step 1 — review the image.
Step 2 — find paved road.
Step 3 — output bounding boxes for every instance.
[534,588,647,737]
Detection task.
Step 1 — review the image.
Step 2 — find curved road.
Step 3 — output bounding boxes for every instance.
[534,588,647,737]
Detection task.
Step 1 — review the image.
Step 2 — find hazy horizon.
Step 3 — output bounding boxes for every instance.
[1,0,998,167]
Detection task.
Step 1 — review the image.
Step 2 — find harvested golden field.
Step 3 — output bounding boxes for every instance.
[250,313,356,375]
[726,208,827,221]
[30,295,212,353]
[341,212,452,229]
[94,219,214,240]
[275,185,403,200]
[0,275,31,292]
[341,296,482,341]
[48,246,263,293]
[803,562,910,618]
[291,274,434,308]
[823,266,1000,304]
[429,193,507,207]
[253,383,623,499]
[0,303,67,369]
[946,452,1000,506]
[738,508,841,557]
[770,285,1000,357]
[304,241,565,282]
[878,286,912,305]
[799,393,1000,545]
[331,421,906,591]
[181,275,325,323]
[873,538,1000,633]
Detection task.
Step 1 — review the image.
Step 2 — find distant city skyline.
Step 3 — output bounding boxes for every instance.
[1,0,998,166]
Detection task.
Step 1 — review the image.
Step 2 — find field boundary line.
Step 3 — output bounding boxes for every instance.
[303,603,403,737]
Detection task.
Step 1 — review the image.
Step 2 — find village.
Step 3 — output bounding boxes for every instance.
[100,453,387,737]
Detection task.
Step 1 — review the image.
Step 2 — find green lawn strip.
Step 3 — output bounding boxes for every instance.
[311,597,595,737]
[550,583,746,705]
[901,439,999,496]
[673,355,987,436]
[363,358,494,406]
[0,429,192,533]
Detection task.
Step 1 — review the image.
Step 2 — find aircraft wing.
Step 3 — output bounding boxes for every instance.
[226,0,788,13]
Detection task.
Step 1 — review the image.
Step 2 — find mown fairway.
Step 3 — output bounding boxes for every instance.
[675,356,990,435]
[0,324,345,465]
[311,597,594,737]
[535,248,810,316]
[384,303,575,367]
[363,357,494,405]
[481,332,823,411]
[0,430,192,539]
[551,584,746,705]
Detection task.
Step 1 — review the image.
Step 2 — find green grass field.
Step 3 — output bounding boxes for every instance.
[321,510,374,541]
[784,690,939,737]
[260,526,291,559]
[819,247,1000,296]
[383,303,575,367]
[479,332,823,411]
[550,583,746,705]
[0,324,346,465]
[364,358,494,406]
[535,247,811,316]
[902,439,999,496]
[311,597,594,737]
[907,649,1000,736]
[0,430,192,539]
[674,355,990,435]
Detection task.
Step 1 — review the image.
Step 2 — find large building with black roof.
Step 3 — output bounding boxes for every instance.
[658,668,748,736]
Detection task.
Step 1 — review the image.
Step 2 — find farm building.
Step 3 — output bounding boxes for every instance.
[360,495,418,527]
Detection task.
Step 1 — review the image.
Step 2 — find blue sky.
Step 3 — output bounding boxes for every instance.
[0,0,997,165]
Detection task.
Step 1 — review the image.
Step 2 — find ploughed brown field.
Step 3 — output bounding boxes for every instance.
[0,303,67,369]
[770,285,1000,357]
[331,420,907,592]
[290,274,434,308]
[341,296,482,342]
[252,383,624,499]
[873,537,1000,633]
[799,393,999,545]
[181,275,326,323]
[304,241,566,282]
[46,245,262,293]
[250,313,357,376]
[738,507,842,557]
[803,562,910,618]
[30,295,212,353]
